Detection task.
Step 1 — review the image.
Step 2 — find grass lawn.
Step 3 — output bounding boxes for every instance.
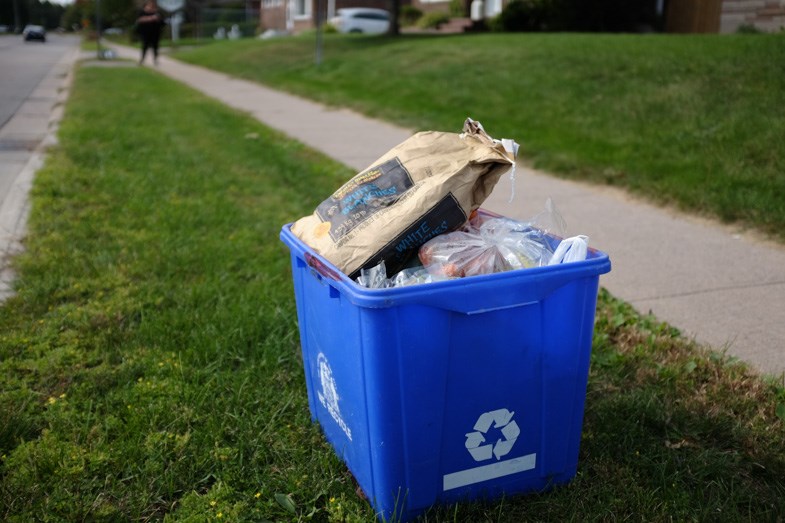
[1,64,784,521]
[172,32,785,242]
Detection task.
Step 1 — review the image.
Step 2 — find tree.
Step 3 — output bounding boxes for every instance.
[61,0,136,31]
[0,0,66,31]
[387,0,400,35]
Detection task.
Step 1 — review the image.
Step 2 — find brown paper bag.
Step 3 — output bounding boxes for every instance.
[290,119,517,278]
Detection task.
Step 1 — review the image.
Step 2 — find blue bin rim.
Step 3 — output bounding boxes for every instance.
[280,218,611,311]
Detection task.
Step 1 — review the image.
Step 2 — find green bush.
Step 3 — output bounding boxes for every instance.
[449,0,466,17]
[491,0,663,33]
[417,11,450,29]
[736,23,763,34]
[492,0,550,32]
[399,5,423,26]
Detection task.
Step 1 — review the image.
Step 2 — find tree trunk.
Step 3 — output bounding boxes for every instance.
[388,0,400,35]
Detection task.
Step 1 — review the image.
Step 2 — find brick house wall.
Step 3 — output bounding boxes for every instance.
[260,0,287,32]
[666,0,785,32]
[411,0,452,14]
[720,0,785,32]
[410,0,506,18]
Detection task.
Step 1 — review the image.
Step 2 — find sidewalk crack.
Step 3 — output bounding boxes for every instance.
[630,280,785,303]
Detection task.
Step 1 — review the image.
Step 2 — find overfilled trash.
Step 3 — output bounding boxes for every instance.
[355,260,439,289]
[288,118,594,288]
[355,200,591,288]
[290,118,518,279]
[419,208,559,278]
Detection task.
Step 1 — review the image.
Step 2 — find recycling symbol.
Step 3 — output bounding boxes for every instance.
[317,353,339,412]
[465,408,520,462]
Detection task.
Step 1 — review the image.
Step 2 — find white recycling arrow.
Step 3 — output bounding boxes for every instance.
[465,408,520,462]
[501,419,520,440]
[464,432,486,449]
[473,408,514,433]
[492,420,520,460]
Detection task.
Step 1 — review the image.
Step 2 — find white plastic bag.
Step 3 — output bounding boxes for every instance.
[548,235,589,265]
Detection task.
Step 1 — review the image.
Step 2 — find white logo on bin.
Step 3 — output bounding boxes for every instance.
[465,408,520,461]
[442,407,536,491]
[316,353,352,441]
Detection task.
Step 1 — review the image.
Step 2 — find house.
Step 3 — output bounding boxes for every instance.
[259,0,785,34]
[666,0,785,32]
[258,0,505,33]
[260,0,391,33]
[410,0,505,19]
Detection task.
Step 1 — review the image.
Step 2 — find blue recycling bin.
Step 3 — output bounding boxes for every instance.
[280,217,611,521]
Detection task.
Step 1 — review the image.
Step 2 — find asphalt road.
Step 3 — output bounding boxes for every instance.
[0,33,80,129]
[0,32,80,300]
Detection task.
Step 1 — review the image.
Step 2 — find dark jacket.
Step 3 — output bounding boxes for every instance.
[136,8,165,38]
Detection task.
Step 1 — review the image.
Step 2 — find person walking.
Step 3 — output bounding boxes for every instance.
[136,0,165,65]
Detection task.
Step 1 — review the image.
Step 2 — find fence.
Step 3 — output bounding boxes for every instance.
[163,7,261,40]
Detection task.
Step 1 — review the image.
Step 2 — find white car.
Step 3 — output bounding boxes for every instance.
[330,8,390,34]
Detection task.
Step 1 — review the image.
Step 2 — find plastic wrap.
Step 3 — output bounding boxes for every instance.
[418,202,566,278]
[356,261,441,289]
[356,200,589,288]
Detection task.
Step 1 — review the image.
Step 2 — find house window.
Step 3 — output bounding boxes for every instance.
[293,0,311,18]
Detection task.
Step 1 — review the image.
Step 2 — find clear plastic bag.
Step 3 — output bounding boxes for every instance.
[355,200,589,288]
[418,201,566,278]
[356,260,442,289]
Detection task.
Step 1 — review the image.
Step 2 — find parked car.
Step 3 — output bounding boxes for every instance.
[329,8,390,34]
[22,25,46,42]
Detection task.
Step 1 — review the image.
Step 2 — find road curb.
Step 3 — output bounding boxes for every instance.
[0,46,80,302]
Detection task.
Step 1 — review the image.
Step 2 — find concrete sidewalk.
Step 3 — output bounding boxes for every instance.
[14,44,785,376]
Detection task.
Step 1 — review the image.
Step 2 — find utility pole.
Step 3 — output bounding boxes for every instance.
[13,0,21,33]
[96,0,102,58]
[315,0,323,66]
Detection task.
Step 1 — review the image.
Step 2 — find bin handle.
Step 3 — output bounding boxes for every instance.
[305,252,342,281]
[462,300,539,315]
